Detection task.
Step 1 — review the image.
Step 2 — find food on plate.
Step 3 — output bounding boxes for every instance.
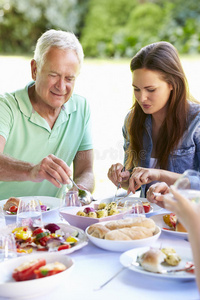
[105,226,153,241]
[12,258,66,281]
[12,223,79,253]
[87,217,157,241]
[163,213,177,228]
[87,223,110,239]
[34,261,67,278]
[139,247,182,273]
[3,197,50,215]
[76,202,120,219]
[105,217,156,233]
[163,213,187,232]
[139,248,166,272]
[3,197,20,214]
[12,258,46,281]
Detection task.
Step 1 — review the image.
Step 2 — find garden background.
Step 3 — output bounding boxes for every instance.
[0,0,200,198]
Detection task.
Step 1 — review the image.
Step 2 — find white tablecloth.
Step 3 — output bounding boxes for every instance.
[2,208,200,300]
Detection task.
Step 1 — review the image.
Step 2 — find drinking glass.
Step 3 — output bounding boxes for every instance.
[174,169,200,202]
[59,191,80,222]
[0,233,17,261]
[0,206,6,227]
[123,199,145,218]
[16,198,43,228]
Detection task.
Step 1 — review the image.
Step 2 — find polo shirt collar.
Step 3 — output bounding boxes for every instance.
[14,81,77,131]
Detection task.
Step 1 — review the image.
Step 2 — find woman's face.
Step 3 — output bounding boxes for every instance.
[132,68,173,117]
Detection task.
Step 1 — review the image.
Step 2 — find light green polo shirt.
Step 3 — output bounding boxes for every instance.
[0,82,93,200]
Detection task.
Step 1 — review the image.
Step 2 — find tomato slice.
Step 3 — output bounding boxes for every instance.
[9,206,18,213]
[12,258,46,281]
[57,244,71,251]
[142,202,151,213]
[34,269,63,278]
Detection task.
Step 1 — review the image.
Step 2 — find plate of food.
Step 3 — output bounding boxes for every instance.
[0,196,60,217]
[120,245,195,281]
[59,201,129,230]
[150,213,188,239]
[0,222,88,255]
[85,216,161,252]
[0,252,74,298]
[100,196,162,215]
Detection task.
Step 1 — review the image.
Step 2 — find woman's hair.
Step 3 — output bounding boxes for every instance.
[126,41,195,170]
[34,29,84,70]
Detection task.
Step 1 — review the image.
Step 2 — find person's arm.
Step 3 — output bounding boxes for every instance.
[72,149,95,193]
[0,135,72,188]
[162,186,200,292]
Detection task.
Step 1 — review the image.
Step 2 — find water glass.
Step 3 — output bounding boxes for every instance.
[123,199,145,218]
[174,169,200,203]
[16,198,43,228]
[59,191,80,222]
[0,206,6,227]
[0,233,17,261]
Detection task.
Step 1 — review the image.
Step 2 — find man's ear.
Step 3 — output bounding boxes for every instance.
[31,59,37,81]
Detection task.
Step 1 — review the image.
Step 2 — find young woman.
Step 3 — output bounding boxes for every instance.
[108,41,200,197]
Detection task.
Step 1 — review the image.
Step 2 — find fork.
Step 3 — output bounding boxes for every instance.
[94,260,194,290]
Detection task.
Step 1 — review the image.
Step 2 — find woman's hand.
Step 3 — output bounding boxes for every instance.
[128,167,161,194]
[107,163,130,187]
[146,182,170,208]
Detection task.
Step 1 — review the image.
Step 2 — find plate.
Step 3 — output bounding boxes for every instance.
[120,246,195,281]
[0,223,88,255]
[0,252,74,298]
[85,221,161,252]
[150,213,188,239]
[0,196,60,218]
[60,204,128,231]
[100,196,162,215]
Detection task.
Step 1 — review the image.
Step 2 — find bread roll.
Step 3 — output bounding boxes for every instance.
[139,248,166,273]
[105,217,156,233]
[3,197,20,211]
[87,224,110,239]
[105,229,132,241]
[119,227,153,240]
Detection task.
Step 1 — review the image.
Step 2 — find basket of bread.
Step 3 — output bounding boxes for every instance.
[86,216,161,251]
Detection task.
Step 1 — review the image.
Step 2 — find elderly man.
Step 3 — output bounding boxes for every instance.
[0,29,94,200]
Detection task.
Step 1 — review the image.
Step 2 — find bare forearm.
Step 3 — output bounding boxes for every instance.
[0,154,33,181]
[74,170,95,193]
[188,225,200,292]
[159,170,181,186]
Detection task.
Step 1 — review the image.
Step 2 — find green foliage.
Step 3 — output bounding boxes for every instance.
[0,0,199,56]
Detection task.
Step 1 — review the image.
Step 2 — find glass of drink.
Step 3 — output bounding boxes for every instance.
[0,233,17,262]
[59,191,80,222]
[174,169,200,202]
[123,199,145,218]
[16,198,43,228]
[0,206,6,227]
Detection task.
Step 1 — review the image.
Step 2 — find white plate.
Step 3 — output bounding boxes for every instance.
[100,196,162,215]
[0,223,88,255]
[150,213,188,239]
[85,221,161,252]
[0,196,60,218]
[120,246,195,281]
[0,252,74,298]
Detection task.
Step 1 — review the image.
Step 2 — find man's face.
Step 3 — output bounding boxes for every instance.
[31,47,80,110]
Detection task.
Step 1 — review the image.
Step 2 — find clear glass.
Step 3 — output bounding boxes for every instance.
[59,191,80,222]
[0,233,17,261]
[123,199,145,218]
[174,169,200,203]
[0,206,6,227]
[16,198,43,228]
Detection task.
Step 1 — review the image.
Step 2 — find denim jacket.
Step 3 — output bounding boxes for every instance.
[123,102,200,197]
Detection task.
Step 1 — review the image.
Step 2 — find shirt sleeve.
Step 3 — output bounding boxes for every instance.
[78,99,93,151]
[0,94,14,141]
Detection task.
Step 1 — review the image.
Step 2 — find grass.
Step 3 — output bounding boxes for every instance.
[0,55,200,198]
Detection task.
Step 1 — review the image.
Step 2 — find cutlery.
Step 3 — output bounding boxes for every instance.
[69,178,93,205]
[94,259,195,290]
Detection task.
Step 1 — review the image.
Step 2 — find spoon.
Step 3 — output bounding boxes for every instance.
[69,178,93,205]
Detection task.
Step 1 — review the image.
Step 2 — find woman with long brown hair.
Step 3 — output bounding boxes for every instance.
[108,41,200,197]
